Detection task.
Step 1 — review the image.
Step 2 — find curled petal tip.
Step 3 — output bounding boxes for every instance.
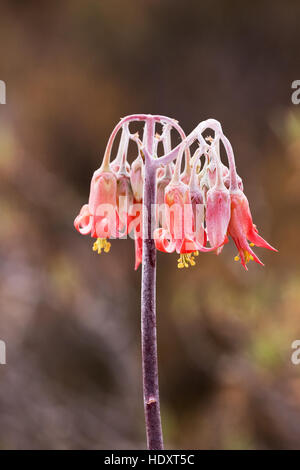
[253,255,265,267]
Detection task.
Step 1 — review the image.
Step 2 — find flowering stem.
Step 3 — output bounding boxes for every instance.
[156,118,222,168]
[141,117,164,450]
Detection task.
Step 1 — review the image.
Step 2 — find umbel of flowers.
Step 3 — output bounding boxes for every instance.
[75,114,276,270]
[74,114,277,450]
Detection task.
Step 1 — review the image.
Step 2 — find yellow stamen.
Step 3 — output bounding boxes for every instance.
[92,238,111,255]
[177,252,198,269]
[244,251,253,264]
[234,249,254,264]
[249,242,254,247]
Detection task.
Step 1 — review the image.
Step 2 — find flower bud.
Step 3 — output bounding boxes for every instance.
[190,188,206,246]
[130,155,144,202]
[206,186,231,249]
[117,170,134,236]
[88,168,117,238]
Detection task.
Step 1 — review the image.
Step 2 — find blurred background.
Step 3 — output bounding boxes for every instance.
[0,0,299,449]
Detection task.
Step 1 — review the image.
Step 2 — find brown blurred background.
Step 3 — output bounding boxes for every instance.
[0,0,299,449]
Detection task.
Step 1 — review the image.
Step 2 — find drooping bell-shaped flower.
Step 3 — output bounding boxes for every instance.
[165,179,195,250]
[205,146,231,249]
[74,140,118,255]
[189,152,206,247]
[87,164,118,239]
[130,154,144,203]
[116,156,134,237]
[228,189,277,270]
[154,172,200,267]
[74,167,118,240]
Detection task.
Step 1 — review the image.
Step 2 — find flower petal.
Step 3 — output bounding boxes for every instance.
[154,228,176,253]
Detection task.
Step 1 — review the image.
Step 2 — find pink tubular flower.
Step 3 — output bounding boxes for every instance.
[190,188,206,247]
[206,187,230,248]
[130,155,144,203]
[189,153,206,247]
[154,179,200,267]
[161,145,198,255]
[228,189,277,270]
[205,147,231,249]
[74,161,118,255]
[116,162,134,238]
[154,176,215,268]
[88,168,118,237]
[164,181,196,251]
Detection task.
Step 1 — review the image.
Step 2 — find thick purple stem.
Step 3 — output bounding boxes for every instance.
[141,118,164,450]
